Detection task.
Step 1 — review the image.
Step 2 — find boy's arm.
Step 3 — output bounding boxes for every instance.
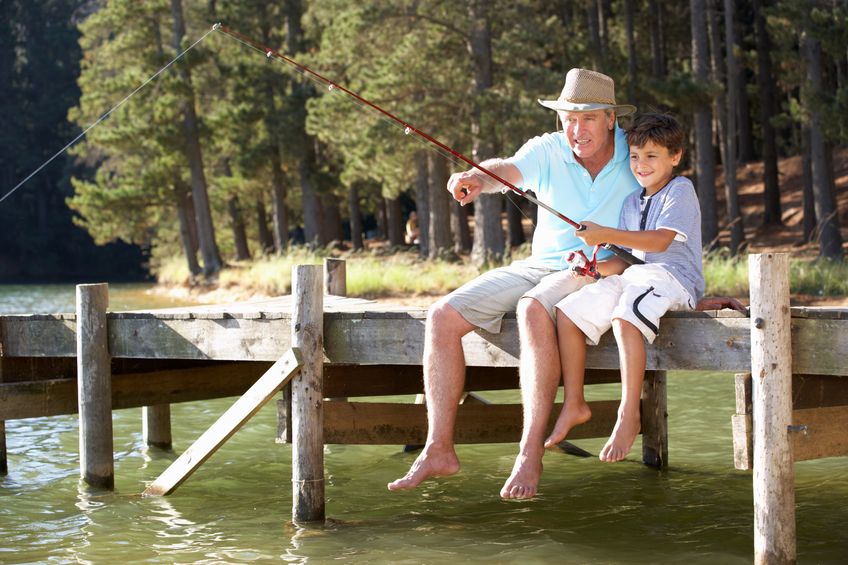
[578,221,676,253]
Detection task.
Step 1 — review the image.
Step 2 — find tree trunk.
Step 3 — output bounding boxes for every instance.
[385,196,404,247]
[468,0,504,267]
[753,0,782,225]
[414,150,430,258]
[428,153,455,259]
[691,0,719,248]
[377,196,388,240]
[802,27,843,259]
[176,184,201,276]
[587,1,603,68]
[322,193,344,245]
[708,0,728,169]
[255,196,275,253]
[228,197,251,261]
[801,124,816,243]
[222,160,250,261]
[286,0,321,248]
[259,15,289,253]
[650,0,666,79]
[505,192,525,249]
[170,0,222,276]
[724,0,744,255]
[453,201,472,254]
[624,0,638,106]
[347,184,364,251]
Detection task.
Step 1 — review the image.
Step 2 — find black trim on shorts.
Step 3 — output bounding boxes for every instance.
[632,286,659,335]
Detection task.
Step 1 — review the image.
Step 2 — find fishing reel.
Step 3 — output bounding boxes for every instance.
[566,246,601,279]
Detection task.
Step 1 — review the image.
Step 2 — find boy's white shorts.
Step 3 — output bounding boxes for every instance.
[555,263,694,345]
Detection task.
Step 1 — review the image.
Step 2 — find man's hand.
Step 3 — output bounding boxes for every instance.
[447,170,486,206]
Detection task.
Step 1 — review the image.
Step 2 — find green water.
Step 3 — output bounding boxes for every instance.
[1,285,846,563]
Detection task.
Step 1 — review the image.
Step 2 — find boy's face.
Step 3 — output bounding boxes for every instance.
[628,140,682,194]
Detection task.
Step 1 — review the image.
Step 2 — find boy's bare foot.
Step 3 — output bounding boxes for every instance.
[599,412,641,462]
[387,445,460,491]
[543,401,592,449]
[499,451,543,500]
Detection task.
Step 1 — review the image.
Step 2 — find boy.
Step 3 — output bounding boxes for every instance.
[543,113,703,462]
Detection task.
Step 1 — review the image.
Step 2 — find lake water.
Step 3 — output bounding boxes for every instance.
[1,284,846,563]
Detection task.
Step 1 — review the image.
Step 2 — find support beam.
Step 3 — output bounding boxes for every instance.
[291,265,325,523]
[323,258,346,296]
[143,348,302,497]
[641,370,668,469]
[749,253,795,564]
[76,283,114,489]
[0,323,7,475]
[143,405,172,450]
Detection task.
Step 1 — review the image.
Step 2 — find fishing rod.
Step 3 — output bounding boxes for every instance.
[215,24,643,267]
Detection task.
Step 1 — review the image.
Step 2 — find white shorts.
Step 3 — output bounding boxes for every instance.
[555,263,694,345]
[443,260,594,333]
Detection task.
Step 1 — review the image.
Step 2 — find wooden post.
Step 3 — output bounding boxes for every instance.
[0,324,7,475]
[143,405,172,450]
[749,253,795,564]
[291,265,324,523]
[76,283,114,489]
[323,258,346,296]
[641,370,668,469]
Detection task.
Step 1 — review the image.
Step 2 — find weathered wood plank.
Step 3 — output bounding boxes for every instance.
[323,400,621,444]
[732,413,754,470]
[291,266,324,523]
[1,306,846,374]
[749,253,795,564]
[791,405,848,462]
[143,348,302,496]
[77,283,113,489]
[793,374,848,409]
[641,371,668,469]
[0,362,273,420]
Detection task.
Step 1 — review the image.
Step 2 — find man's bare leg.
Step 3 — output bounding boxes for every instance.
[544,313,592,447]
[600,319,645,462]
[387,301,474,490]
[500,298,561,500]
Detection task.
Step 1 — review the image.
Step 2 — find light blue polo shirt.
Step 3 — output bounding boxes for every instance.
[509,127,640,269]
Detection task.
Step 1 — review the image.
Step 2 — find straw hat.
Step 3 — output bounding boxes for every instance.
[538,68,636,116]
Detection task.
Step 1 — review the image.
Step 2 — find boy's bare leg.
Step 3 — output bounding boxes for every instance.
[387,302,474,491]
[500,298,561,500]
[600,319,645,462]
[544,313,592,448]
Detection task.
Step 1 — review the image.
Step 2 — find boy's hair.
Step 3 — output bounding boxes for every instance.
[625,113,685,155]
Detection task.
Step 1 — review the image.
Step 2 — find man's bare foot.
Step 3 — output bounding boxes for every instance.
[387,445,460,491]
[499,451,543,500]
[543,401,592,449]
[599,412,641,462]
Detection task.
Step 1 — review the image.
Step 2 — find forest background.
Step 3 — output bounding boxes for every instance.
[1,0,846,294]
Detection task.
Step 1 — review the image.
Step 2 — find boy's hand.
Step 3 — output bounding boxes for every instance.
[575,221,608,246]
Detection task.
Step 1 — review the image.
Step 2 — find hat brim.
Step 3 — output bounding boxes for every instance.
[538,99,636,117]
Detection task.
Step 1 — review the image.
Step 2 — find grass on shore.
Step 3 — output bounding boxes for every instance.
[155,247,848,302]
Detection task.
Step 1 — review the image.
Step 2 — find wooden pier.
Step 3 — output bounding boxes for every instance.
[1,255,847,563]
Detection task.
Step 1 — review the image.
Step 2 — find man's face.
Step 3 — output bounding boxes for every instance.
[559,110,616,162]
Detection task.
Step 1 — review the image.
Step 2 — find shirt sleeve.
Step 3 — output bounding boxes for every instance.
[655,178,699,242]
[507,134,552,194]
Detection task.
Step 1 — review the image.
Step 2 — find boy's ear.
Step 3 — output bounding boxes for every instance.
[671,149,683,167]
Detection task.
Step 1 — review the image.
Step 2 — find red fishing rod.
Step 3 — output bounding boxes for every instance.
[215,24,642,267]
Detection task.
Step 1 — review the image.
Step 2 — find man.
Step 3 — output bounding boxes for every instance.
[387,69,640,499]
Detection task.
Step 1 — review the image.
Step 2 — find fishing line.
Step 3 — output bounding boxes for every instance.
[218,26,518,210]
[216,25,642,264]
[0,26,217,205]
